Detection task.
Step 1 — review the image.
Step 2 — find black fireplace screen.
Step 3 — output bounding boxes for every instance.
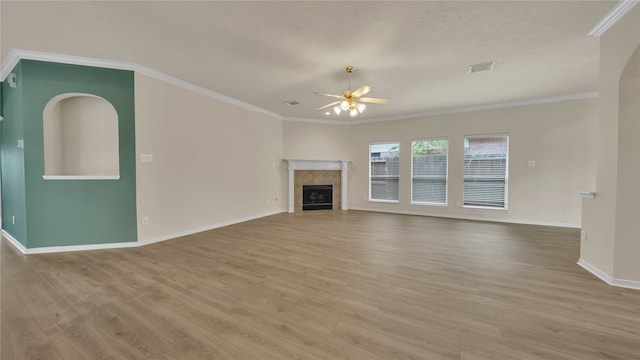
[302,185,333,211]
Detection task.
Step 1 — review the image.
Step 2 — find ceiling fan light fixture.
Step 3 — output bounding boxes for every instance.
[315,66,390,118]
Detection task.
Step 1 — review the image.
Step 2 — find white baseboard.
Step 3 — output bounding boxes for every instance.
[2,230,28,253]
[349,206,581,229]
[2,229,140,255]
[1,209,287,255]
[137,209,287,246]
[577,258,640,291]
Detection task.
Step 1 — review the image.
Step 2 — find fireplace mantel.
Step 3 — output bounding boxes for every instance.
[285,159,350,213]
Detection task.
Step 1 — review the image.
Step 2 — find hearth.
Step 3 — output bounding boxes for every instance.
[303,185,333,211]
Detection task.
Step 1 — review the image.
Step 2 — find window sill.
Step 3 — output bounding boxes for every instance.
[369,199,399,204]
[463,205,508,211]
[43,175,120,180]
[412,202,448,207]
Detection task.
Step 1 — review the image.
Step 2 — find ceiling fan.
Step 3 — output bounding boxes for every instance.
[315,66,390,117]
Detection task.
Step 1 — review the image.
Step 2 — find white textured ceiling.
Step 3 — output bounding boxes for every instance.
[0,1,616,122]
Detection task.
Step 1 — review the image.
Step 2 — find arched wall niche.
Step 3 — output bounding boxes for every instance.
[42,93,120,179]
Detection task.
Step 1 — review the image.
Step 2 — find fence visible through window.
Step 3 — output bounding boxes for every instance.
[412,138,448,205]
[370,143,399,201]
[463,134,508,208]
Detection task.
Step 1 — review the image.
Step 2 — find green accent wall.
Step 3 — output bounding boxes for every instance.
[1,60,137,248]
[1,62,28,245]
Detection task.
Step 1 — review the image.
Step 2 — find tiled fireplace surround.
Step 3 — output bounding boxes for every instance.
[285,160,350,213]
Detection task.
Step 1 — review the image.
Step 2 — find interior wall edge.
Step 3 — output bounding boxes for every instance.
[577,258,640,290]
[1,230,27,254]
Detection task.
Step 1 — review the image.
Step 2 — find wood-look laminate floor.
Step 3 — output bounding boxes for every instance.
[1,211,639,360]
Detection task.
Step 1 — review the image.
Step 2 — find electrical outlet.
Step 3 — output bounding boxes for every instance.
[142,216,149,225]
[140,154,153,163]
[581,230,587,243]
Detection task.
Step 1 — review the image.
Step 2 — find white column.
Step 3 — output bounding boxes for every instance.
[288,165,295,213]
[341,160,349,211]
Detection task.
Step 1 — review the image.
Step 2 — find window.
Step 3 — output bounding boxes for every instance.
[369,142,399,202]
[411,138,448,205]
[463,134,508,209]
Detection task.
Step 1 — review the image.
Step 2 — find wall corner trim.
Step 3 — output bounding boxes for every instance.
[1,230,28,254]
[577,258,640,290]
[588,0,639,37]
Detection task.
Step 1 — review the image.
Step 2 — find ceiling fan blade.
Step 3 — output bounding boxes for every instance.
[316,100,342,110]
[351,85,371,98]
[359,97,391,104]
[314,92,345,100]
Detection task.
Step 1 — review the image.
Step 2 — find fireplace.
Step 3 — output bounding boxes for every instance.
[285,159,350,213]
[303,185,333,211]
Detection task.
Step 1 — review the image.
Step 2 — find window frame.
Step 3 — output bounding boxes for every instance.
[410,137,449,207]
[369,141,400,203]
[462,133,509,210]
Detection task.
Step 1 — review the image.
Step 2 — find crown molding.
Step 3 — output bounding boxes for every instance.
[133,63,283,120]
[1,49,598,126]
[0,49,283,121]
[282,116,351,125]
[349,92,599,125]
[284,91,599,126]
[0,49,22,80]
[0,49,134,80]
[588,0,639,37]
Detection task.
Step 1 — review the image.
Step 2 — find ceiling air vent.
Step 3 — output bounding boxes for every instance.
[469,61,496,74]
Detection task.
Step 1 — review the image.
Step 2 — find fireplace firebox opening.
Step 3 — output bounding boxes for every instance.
[302,185,333,211]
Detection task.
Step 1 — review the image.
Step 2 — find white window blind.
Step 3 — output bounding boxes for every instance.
[463,134,508,208]
[411,138,448,205]
[370,142,400,201]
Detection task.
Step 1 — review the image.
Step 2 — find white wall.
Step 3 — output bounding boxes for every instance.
[61,96,119,176]
[283,121,351,160]
[581,6,640,282]
[338,98,597,227]
[135,73,287,242]
[614,47,640,282]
